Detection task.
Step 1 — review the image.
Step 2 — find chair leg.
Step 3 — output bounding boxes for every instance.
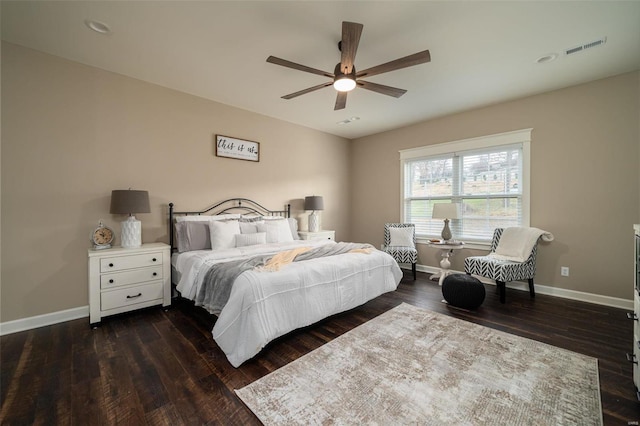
[412,263,416,280]
[496,280,506,304]
[528,278,535,298]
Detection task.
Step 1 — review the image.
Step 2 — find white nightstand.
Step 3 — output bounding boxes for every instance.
[88,242,171,327]
[298,230,336,241]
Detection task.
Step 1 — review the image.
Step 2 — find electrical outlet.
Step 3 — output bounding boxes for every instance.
[561,267,569,277]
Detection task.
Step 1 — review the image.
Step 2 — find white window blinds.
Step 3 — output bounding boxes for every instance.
[400,129,531,243]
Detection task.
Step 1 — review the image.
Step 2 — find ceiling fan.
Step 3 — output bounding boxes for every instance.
[266,21,431,111]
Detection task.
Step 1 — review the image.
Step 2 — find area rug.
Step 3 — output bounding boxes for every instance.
[236,303,602,425]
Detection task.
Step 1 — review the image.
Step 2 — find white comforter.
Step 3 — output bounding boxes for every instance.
[172,240,403,367]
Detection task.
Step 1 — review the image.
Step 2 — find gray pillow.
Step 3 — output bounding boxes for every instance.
[175,221,211,252]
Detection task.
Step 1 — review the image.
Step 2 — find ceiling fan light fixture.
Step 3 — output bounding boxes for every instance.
[333,63,356,92]
[333,77,356,92]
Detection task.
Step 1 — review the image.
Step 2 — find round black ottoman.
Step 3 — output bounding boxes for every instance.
[442,274,485,310]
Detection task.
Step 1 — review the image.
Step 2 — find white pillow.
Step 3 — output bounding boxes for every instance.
[209,220,241,250]
[389,227,415,248]
[240,220,264,234]
[288,217,300,240]
[235,232,267,247]
[257,219,294,243]
[175,214,240,222]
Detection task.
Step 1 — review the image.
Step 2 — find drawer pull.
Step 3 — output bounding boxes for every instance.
[627,352,638,365]
[109,279,114,284]
[628,312,638,321]
[109,263,114,268]
[126,293,142,299]
[152,258,157,262]
[152,272,157,277]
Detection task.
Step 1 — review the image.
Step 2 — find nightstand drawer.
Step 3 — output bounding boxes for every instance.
[100,251,163,272]
[298,230,335,241]
[101,281,164,311]
[100,266,163,289]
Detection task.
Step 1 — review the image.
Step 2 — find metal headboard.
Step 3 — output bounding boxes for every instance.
[168,197,291,251]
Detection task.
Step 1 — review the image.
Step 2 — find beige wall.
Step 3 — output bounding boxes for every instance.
[350,71,640,300]
[1,42,350,323]
[2,41,639,324]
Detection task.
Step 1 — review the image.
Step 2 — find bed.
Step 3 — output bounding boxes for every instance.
[169,198,403,367]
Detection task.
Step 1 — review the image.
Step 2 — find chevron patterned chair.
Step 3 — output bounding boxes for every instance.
[464,228,539,303]
[383,223,418,280]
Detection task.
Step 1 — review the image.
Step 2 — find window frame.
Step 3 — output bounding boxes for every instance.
[400,129,532,248]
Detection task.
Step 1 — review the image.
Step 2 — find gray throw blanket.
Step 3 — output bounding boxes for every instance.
[194,242,374,315]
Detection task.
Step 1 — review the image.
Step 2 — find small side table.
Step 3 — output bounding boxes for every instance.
[427,241,465,286]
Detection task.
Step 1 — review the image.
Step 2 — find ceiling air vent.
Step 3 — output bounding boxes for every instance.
[564,37,607,56]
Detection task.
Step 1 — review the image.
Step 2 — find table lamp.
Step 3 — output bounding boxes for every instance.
[110,189,150,248]
[432,203,460,241]
[304,196,324,233]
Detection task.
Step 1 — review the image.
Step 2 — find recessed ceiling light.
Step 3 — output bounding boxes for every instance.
[85,19,111,34]
[536,53,558,64]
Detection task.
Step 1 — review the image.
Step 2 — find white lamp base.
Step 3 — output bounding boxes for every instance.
[121,216,142,248]
[308,211,320,233]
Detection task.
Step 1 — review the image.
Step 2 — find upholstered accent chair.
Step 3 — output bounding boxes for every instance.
[464,228,540,304]
[383,223,418,280]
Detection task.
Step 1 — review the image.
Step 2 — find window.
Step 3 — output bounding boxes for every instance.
[400,129,531,244]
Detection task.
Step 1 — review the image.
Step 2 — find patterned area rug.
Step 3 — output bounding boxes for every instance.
[236,303,602,425]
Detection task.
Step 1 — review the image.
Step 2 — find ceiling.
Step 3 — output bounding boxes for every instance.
[2,1,639,139]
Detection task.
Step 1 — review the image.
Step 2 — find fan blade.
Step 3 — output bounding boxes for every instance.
[267,56,334,78]
[340,21,363,75]
[334,92,347,110]
[356,50,431,79]
[281,82,333,100]
[357,80,407,98]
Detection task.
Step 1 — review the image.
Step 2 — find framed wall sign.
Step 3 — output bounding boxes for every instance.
[215,134,260,162]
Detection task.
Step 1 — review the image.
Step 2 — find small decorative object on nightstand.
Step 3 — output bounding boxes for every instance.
[298,230,335,241]
[91,220,115,250]
[88,242,171,327]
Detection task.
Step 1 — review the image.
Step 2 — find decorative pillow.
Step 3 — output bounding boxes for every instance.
[389,227,415,248]
[240,215,264,222]
[256,219,294,243]
[288,217,300,240]
[235,232,267,247]
[175,221,211,252]
[209,220,241,250]
[175,214,240,222]
[240,220,264,234]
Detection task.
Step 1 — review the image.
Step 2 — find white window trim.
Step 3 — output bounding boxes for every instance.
[400,128,532,248]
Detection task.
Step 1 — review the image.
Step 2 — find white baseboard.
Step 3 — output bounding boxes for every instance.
[0,306,89,336]
[411,264,633,311]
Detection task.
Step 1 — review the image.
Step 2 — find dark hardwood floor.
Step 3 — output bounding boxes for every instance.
[2,272,639,425]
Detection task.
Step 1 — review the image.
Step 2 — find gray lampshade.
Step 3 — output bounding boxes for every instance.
[304,196,324,211]
[110,190,151,215]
